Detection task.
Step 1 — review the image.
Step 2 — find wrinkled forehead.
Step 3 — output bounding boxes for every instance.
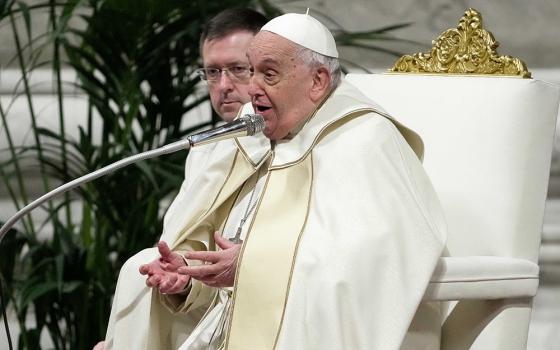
[247,31,300,63]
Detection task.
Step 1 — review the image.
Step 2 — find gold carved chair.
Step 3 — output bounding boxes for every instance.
[347,9,560,349]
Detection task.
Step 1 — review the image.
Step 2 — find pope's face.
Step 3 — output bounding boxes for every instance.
[202,31,255,121]
[247,31,317,140]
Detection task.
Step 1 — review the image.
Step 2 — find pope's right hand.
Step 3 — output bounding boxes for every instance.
[139,241,191,294]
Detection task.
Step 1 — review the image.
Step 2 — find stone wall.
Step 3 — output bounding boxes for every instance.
[1,1,559,69]
[282,0,560,70]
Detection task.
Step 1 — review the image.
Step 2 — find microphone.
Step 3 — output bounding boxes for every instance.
[0,114,265,242]
[188,113,265,146]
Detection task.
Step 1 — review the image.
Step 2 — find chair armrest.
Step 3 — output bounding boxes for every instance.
[423,256,539,301]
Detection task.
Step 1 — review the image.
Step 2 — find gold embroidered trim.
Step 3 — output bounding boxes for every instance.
[235,138,273,168]
[270,107,387,170]
[224,160,274,348]
[389,8,531,78]
[272,154,315,349]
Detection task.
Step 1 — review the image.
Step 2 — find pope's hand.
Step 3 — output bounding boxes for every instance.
[139,241,190,294]
[178,232,241,288]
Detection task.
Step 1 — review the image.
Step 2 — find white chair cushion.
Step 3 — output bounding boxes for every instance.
[423,256,539,301]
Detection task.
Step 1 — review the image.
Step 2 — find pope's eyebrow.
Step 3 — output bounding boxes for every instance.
[246,52,281,68]
[261,57,280,67]
[258,57,281,69]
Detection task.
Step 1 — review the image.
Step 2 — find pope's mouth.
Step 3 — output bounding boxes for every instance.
[254,104,272,114]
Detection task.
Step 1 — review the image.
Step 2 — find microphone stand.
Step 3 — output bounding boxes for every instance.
[0,138,192,243]
[0,113,264,244]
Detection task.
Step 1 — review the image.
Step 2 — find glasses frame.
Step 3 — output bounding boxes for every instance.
[195,66,252,83]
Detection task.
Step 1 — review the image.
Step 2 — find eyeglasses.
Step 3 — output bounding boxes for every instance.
[195,66,251,83]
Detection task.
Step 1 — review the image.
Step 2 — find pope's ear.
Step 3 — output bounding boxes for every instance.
[309,66,331,102]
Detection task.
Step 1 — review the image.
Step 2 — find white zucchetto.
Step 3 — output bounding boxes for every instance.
[260,13,339,58]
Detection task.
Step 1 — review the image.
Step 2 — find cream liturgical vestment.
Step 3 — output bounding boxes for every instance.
[104,80,447,350]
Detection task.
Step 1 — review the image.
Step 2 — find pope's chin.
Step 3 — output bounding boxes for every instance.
[262,117,282,139]
[260,115,276,139]
[263,124,290,140]
[262,127,274,139]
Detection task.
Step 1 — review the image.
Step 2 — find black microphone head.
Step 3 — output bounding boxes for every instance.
[240,114,265,135]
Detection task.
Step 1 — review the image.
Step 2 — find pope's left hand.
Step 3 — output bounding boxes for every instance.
[178,232,241,288]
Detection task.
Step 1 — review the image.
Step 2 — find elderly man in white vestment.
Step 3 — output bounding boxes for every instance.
[105,12,447,350]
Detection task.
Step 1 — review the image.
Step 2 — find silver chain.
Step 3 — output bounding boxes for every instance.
[229,166,265,244]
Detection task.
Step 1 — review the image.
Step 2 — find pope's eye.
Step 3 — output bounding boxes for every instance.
[264,70,280,84]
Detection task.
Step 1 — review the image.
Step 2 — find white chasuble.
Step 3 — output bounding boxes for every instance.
[105,80,447,350]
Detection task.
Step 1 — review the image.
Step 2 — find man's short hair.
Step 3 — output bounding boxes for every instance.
[200,8,268,51]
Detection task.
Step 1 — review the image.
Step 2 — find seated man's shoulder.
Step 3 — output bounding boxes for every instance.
[323,110,399,148]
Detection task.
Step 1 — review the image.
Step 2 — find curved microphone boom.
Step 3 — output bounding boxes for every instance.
[0,114,264,243]
[188,113,265,146]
